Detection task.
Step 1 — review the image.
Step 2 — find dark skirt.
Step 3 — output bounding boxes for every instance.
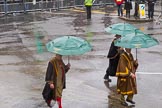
[106,56,120,76]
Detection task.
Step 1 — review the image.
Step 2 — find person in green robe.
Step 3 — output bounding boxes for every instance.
[42,54,70,108]
[116,48,138,106]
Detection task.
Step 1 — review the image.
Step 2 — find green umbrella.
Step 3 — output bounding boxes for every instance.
[105,23,138,36]
[114,30,159,59]
[46,36,92,56]
[114,30,159,48]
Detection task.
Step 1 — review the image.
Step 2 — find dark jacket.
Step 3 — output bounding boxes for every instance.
[106,39,120,76]
[147,0,156,6]
[124,0,132,10]
[147,0,156,3]
[147,0,156,10]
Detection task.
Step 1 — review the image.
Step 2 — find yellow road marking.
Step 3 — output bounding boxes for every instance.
[71,8,107,14]
[71,8,126,15]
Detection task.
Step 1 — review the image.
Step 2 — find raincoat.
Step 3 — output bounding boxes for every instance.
[42,57,69,102]
[84,0,93,6]
[116,51,138,95]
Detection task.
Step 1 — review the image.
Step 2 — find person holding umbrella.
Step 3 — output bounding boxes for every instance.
[116,48,138,106]
[42,54,71,108]
[113,29,159,106]
[104,23,137,83]
[104,34,123,82]
[43,36,92,107]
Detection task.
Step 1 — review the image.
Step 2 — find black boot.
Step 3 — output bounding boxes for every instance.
[104,75,111,82]
[126,99,136,104]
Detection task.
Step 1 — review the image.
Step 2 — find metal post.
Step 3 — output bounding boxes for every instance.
[41,0,43,11]
[57,0,59,10]
[4,0,7,15]
[23,0,27,13]
[161,0,162,15]
[74,0,75,7]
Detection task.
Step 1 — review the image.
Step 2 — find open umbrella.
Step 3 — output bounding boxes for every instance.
[114,30,159,58]
[46,36,92,62]
[114,30,159,48]
[105,23,138,36]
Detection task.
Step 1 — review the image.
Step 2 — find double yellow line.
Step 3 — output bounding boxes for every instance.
[71,8,126,15]
[71,8,107,14]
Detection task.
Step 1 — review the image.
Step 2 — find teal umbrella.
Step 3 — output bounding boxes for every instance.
[46,36,92,56]
[105,23,138,36]
[114,30,159,58]
[114,30,159,48]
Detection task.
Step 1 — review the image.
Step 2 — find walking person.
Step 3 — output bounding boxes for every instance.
[42,54,71,108]
[116,48,138,106]
[104,34,122,82]
[114,0,124,16]
[147,0,156,19]
[84,0,93,19]
[124,0,132,18]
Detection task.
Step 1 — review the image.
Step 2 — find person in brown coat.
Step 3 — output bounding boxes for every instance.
[116,48,138,106]
[42,54,70,108]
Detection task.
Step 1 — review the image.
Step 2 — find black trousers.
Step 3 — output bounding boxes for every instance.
[126,10,130,18]
[86,6,91,19]
[134,3,138,17]
[148,4,154,18]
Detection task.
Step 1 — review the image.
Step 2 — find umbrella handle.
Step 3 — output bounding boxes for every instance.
[136,48,137,60]
[68,56,70,63]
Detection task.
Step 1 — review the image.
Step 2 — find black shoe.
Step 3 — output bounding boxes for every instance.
[126,99,135,104]
[47,103,52,107]
[103,74,107,79]
[104,75,111,82]
[46,100,52,107]
[108,79,112,82]
[104,79,112,82]
[121,102,128,106]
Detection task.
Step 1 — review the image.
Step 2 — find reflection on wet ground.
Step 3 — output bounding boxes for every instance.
[0,5,162,108]
[105,82,136,108]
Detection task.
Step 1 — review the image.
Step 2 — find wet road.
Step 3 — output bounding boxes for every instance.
[0,6,162,108]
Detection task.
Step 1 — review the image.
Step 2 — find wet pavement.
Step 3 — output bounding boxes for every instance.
[0,5,162,108]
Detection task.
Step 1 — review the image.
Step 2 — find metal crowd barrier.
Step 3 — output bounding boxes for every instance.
[0,0,114,15]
